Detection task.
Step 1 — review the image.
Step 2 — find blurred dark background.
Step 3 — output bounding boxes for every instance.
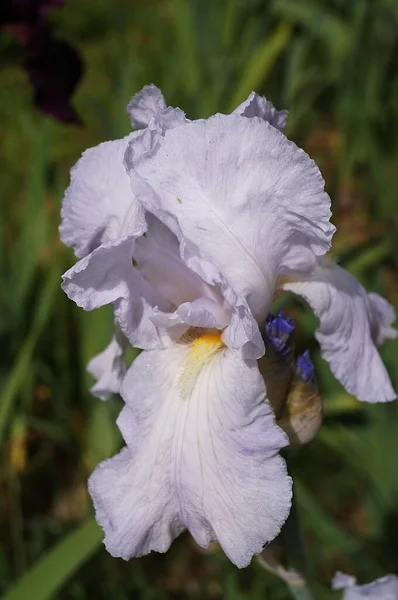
[1,1,398,598]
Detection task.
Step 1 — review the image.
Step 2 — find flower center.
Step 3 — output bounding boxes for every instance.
[177,333,224,400]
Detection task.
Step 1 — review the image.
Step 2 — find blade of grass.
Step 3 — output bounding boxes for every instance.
[273,0,351,62]
[0,264,60,443]
[171,0,201,96]
[227,21,292,112]
[1,518,102,600]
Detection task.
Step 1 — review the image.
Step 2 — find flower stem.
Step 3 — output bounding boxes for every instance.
[257,478,315,599]
[282,484,315,600]
[286,582,314,600]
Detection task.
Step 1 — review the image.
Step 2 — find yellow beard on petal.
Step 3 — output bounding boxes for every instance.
[177,333,224,400]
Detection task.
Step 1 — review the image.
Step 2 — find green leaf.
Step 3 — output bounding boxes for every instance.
[274,0,351,62]
[1,518,102,600]
[0,265,60,443]
[227,21,292,112]
[171,0,202,96]
[86,400,122,469]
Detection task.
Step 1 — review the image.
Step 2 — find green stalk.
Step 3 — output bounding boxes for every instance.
[286,581,314,600]
[258,479,315,599]
[282,484,314,600]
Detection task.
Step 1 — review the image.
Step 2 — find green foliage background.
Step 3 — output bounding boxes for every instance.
[1,0,398,598]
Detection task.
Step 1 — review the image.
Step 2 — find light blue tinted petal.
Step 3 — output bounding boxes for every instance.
[368,292,397,345]
[127,84,166,129]
[282,261,396,402]
[87,333,126,400]
[233,91,288,131]
[60,133,145,258]
[61,236,165,350]
[89,345,291,567]
[333,572,398,600]
[127,113,334,319]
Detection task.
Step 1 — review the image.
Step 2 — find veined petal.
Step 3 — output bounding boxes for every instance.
[60,134,146,258]
[61,236,166,350]
[281,262,396,402]
[134,215,218,308]
[332,571,398,599]
[128,113,334,319]
[87,333,127,400]
[233,91,288,131]
[89,342,292,568]
[127,84,166,129]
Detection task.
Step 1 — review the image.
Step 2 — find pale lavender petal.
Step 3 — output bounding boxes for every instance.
[332,572,358,590]
[127,113,334,319]
[151,106,188,133]
[127,84,166,129]
[234,91,288,131]
[176,297,230,329]
[87,333,126,400]
[134,215,215,308]
[184,252,264,359]
[332,571,398,600]
[89,344,292,568]
[282,262,396,402]
[368,292,397,345]
[127,84,187,134]
[61,236,166,350]
[60,134,146,258]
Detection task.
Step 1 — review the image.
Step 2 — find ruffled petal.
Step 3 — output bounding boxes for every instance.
[332,571,398,599]
[89,343,291,568]
[61,209,262,356]
[135,215,262,357]
[368,292,397,345]
[127,113,334,319]
[183,252,264,359]
[61,236,166,349]
[134,215,216,308]
[233,91,288,131]
[281,262,396,402]
[127,84,187,134]
[60,134,146,258]
[127,84,166,129]
[87,333,127,400]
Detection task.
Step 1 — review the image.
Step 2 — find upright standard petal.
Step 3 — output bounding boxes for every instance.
[89,341,291,568]
[234,91,288,131]
[60,134,146,258]
[332,571,398,599]
[87,332,127,400]
[281,262,396,402]
[127,84,166,130]
[128,113,334,318]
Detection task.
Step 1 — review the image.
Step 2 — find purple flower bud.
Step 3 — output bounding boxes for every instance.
[264,309,295,357]
[296,350,315,383]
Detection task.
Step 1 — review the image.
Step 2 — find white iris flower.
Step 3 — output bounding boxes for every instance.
[60,85,396,568]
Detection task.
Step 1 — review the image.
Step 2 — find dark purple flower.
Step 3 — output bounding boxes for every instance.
[0,0,83,123]
[25,34,82,123]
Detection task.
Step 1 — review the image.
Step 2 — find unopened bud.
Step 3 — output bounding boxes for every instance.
[278,353,322,446]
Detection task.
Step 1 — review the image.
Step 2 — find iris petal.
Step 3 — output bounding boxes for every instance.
[89,343,291,568]
[127,113,334,319]
[282,261,396,402]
